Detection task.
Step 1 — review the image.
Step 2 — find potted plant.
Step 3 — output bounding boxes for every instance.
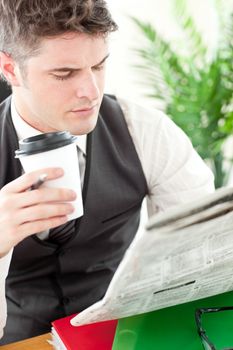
[132,1,233,188]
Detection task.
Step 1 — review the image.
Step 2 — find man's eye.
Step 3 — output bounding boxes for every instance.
[93,65,104,72]
[53,72,72,81]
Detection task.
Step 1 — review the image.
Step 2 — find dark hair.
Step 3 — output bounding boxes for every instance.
[0,0,118,61]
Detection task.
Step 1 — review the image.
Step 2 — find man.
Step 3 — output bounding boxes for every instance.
[0,0,214,345]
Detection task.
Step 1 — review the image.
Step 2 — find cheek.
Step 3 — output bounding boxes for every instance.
[34,79,70,105]
[96,71,106,93]
[29,83,63,115]
[28,70,64,97]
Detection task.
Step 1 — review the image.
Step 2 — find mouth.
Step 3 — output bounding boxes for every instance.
[70,105,98,117]
[72,107,93,112]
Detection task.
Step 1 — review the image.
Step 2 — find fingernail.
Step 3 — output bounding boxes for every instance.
[70,190,77,199]
[68,205,75,213]
[55,168,64,176]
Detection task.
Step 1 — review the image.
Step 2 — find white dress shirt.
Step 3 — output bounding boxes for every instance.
[0,96,214,338]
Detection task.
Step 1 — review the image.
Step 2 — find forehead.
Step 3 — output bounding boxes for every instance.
[28,32,108,69]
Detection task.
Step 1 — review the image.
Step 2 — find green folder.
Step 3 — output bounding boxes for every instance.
[112,291,233,350]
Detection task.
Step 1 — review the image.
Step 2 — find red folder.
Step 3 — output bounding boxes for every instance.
[51,314,118,350]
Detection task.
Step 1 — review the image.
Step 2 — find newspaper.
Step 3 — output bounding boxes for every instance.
[71,186,233,326]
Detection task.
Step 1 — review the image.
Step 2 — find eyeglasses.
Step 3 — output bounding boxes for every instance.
[195,307,233,350]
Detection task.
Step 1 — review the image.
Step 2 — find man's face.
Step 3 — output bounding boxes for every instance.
[13,32,109,135]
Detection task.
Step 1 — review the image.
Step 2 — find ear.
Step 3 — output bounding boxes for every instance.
[0,52,21,87]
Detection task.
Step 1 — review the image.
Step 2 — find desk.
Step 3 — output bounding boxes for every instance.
[0,333,53,350]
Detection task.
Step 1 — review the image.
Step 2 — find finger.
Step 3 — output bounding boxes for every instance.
[16,203,74,224]
[1,168,64,194]
[18,187,77,208]
[0,188,77,213]
[18,216,69,239]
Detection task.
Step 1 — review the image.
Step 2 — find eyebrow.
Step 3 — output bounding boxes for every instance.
[49,53,110,73]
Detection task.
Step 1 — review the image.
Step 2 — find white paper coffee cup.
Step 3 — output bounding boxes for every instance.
[15,131,83,221]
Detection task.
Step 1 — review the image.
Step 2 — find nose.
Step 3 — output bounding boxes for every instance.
[75,69,99,101]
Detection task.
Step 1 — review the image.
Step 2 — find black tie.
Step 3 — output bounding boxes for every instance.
[48,219,76,244]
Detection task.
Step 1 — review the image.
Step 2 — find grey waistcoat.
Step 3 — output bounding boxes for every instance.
[0,95,148,344]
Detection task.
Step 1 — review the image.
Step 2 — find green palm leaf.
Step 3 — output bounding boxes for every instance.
[131,2,233,187]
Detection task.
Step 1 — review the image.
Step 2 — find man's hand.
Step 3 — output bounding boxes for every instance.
[0,167,76,258]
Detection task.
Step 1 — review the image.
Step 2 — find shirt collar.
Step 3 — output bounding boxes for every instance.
[10,99,87,155]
